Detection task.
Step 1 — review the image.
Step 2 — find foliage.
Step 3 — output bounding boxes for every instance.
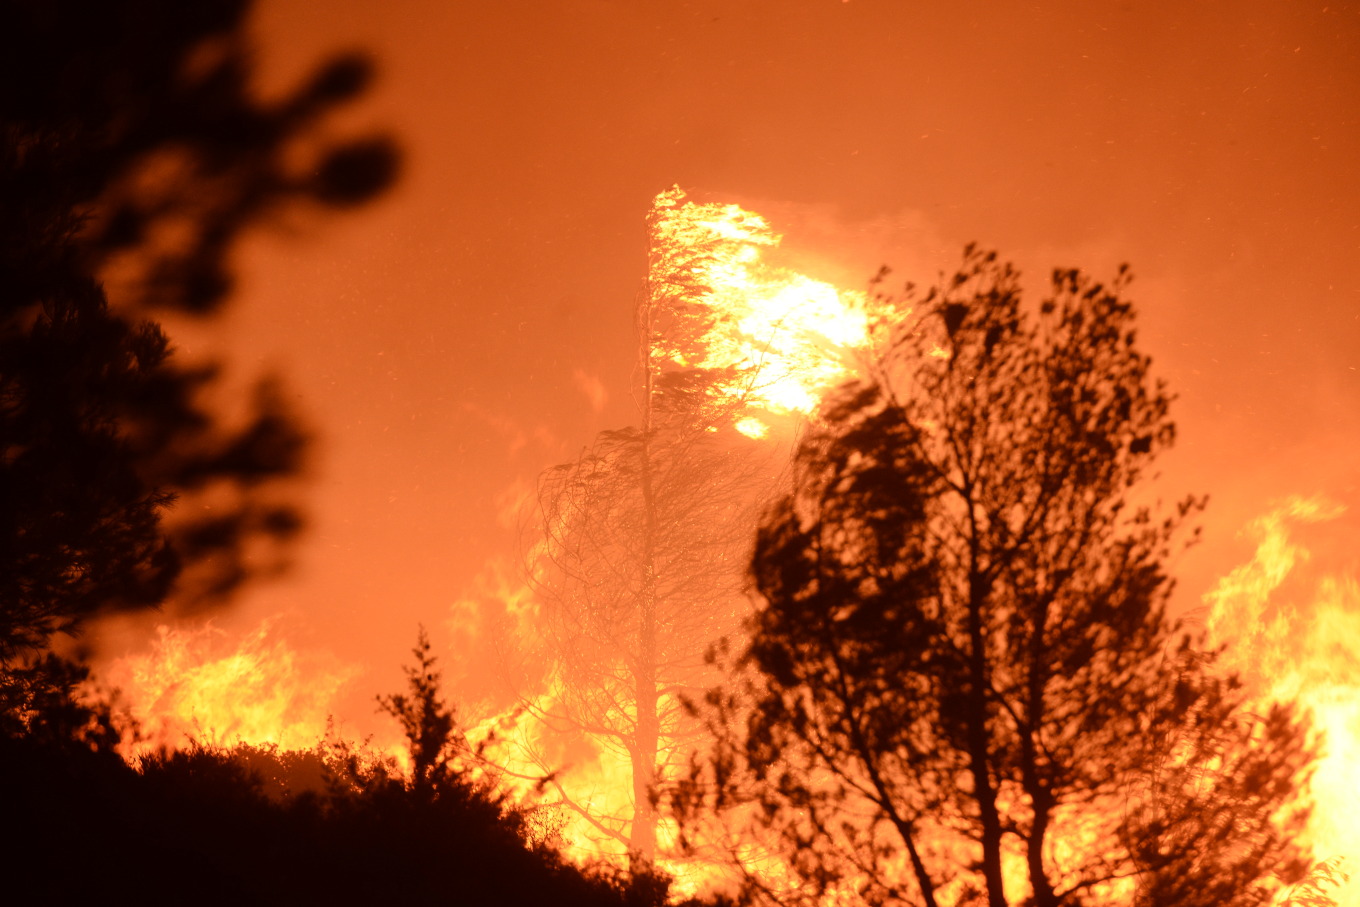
[0,0,398,659]
[1,0,398,316]
[0,731,689,906]
[683,247,1314,907]
[510,190,781,867]
[641,186,776,426]
[0,653,122,752]
[0,634,719,906]
[377,625,479,801]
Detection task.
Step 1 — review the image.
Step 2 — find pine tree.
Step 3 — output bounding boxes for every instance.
[378,626,467,800]
[512,189,793,868]
[690,247,1314,906]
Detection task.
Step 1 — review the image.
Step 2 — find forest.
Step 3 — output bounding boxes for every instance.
[0,2,1344,905]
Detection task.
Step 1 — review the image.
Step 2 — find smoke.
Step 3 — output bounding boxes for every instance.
[572,368,609,413]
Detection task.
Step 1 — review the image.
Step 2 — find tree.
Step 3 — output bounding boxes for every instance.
[378,626,475,802]
[0,0,398,661]
[689,247,1314,906]
[525,420,767,866]
[505,189,799,869]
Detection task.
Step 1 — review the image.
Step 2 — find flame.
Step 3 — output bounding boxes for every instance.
[465,681,741,899]
[97,619,360,760]
[1204,496,1360,905]
[455,190,903,897]
[454,561,735,892]
[96,184,1359,907]
[647,188,893,437]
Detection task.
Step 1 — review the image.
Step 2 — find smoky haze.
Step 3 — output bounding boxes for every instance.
[89,0,1359,745]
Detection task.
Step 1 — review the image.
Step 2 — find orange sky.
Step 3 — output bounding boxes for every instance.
[93,0,1360,736]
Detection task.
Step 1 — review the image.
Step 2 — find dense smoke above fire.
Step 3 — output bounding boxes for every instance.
[160,2,1356,710]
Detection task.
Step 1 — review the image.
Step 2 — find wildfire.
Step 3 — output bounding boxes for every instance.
[1204,496,1360,905]
[646,187,892,437]
[461,189,907,895]
[92,190,1355,906]
[455,682,729,897]
[97,620,359,761]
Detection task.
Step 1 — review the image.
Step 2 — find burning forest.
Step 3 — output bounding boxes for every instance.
[3,1,1358,906]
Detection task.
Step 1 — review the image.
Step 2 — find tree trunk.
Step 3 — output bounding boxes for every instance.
[630,662,659,867]
[1023,596,1059,907]
[966,567,1009,907]
[630,298,661,870]
[631,420,659,866]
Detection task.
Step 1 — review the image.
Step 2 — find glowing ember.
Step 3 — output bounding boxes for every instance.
[1204,496,1360,906]
[98,620,359,760]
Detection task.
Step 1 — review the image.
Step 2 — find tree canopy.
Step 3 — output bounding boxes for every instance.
[0,0,398,660]
[686,247,1314,907]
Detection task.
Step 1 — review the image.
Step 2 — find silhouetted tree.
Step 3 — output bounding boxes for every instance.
[0,652,121,752]
[1,638,708,906]
[0,0,398,663]
[0,730,694,907]
[686,248,1314,906]
[378,626,475,802]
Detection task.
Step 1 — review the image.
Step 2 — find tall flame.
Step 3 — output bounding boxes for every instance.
[460,190,901,896]
[1205,497,1359,906]
[646,187,891,437]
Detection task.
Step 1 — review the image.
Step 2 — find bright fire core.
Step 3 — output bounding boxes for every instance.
[647,187,888,436]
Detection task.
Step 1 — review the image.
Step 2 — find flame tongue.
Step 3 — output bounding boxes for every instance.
[645,187,885,437]
[1205,496,1360,904]
[97,621,359,759]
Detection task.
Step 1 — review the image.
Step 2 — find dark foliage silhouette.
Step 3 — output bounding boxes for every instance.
[0,652,121,752]
[0,638,722,907]
[377,625,476,802]
[0,733,682,906]
[679,248,1314,907]
[0,0,399,664]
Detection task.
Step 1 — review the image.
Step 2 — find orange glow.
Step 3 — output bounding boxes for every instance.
[464,682,740,898]
[647,187,894,436]
[83,194,1039,903]
[97,620,360,761]
[450,191,904,895]
[1205,497,1359,905]
[87,181,1353,905]
[467,190,909,895]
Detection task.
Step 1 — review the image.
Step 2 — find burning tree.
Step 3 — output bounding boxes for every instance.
[509,188,885,871]
[526,416,768,866]
[688,248,1315,906]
